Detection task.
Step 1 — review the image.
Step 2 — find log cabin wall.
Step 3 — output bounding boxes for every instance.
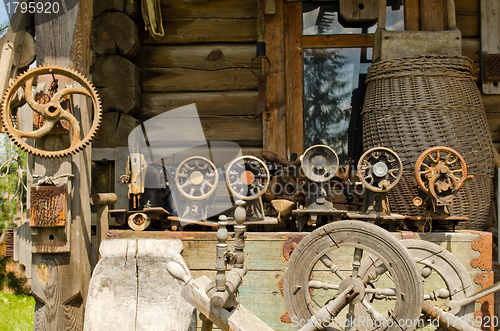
[90,0,262,154]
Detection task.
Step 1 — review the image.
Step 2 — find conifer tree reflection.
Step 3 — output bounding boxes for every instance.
[303,49,351,162]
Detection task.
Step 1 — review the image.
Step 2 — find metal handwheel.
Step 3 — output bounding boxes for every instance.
[283,221,423,331]
[1,66,102,158]
[226,155,270,200]
[358,147,402,192]
[175,156,218,200]
[414,147,469,205]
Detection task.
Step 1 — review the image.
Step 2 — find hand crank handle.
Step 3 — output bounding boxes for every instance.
[457,280,500,307]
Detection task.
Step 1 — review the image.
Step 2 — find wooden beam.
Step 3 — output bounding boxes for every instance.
[419,0,445,31]
[140,91,258,120]
[286,1,304,156]
[456,13,479,38]
[142,18,257,45]
[405,0,420,31]
[263,0,287,159]
[302,34,374,48]
[160,0,258,19]
[133,45,256,69]
[141,67,258,92]
[31,0,93,329]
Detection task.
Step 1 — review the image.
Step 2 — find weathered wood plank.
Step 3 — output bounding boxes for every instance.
[457,13,479,38]
[134,45,256,69]
[141,67,258,92]
[301,34,373,48]
[287,2,304,156]
[142,18,257,45]
[405,0,420,31]
[160,0,258,19]
[462,38,480,62]
[263,0,287,159]
[32,0,93,329]
[485,112,500,142]
[483,94,500,113]
[481,0,500,94]
[419,0,444,31]
[140,91,258,120]
[454,0,479,15]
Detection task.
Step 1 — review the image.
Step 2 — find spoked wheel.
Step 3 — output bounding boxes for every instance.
[283,221,423,331]
[401,240,474,325]
[175,156,218,200]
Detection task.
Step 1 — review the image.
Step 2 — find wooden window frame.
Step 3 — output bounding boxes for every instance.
[284,0,418,156]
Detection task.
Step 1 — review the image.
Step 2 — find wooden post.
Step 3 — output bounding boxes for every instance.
[91,193,117,266]
[30,0,94,329]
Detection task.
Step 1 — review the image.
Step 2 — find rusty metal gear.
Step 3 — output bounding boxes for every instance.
[1,65,102,158]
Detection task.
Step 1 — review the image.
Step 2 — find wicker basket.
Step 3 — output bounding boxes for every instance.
[362,55,495,230]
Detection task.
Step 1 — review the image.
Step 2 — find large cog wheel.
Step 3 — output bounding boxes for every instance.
[1,66,102,158]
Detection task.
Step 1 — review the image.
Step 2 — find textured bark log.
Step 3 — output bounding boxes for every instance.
[133,45,256,69]
[92,112,140,148]
[92,12,141,59]
[93,0,140,19]
[92,55,141,114]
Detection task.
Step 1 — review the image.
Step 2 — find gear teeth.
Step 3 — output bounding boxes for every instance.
[1,65,103,158]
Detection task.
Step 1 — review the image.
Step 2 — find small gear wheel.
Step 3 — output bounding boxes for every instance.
[1,66,102,158]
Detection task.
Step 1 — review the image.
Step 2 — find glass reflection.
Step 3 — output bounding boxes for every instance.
[303,1,404,35]
[303,48,372,163]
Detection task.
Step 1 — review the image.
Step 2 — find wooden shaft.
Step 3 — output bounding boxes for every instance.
[378,0,387,30]
[210,265,247,309]
[93,194,117,264]
[91,193,118,206]
[421,302,478,331]
[298,285,358,331]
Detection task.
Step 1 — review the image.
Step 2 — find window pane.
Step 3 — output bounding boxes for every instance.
[303,48,372,164]
[303,1,404,35]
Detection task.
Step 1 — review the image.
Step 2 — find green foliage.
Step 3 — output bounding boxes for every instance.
[0,256,29,295]
[0,21,8,38]
[0,291,34,331]
[0,134,27,232]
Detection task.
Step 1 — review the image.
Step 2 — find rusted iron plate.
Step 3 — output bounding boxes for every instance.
[467,231,495,331]
[30,186,66,227]
[484,54,500,81]
[282,233,305,261]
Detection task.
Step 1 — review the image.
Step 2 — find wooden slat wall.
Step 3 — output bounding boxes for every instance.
[455,0,500,142]
[134,0,261,149]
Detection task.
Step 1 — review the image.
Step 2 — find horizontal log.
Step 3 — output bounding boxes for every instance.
[456,14,479,38]
[142,116,262,145]
[134,45,257,69]
[142,18,257,45]
[485,112,500,142]
[462,38,480,62]
[202,117,261,143]
[140,91,258,120]
[160,0,257,19]
[454,0,479,15]
[482,94,500,113]
[141,67,258,92]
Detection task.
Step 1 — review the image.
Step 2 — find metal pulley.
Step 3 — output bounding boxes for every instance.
[414,146,473,211]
